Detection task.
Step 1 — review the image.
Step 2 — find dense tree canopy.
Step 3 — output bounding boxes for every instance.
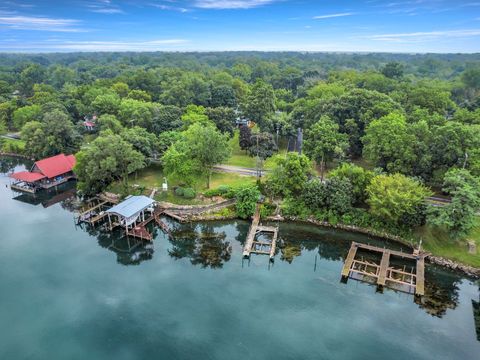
[366,173,432,225]
[0,52,479,244]
[75,132,145,194]
[162,122,231,188]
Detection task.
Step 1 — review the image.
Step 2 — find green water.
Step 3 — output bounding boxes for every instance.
[1,157,479,360]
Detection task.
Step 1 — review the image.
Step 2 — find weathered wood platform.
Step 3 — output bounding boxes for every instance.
[341,242,425,296]
[243,204,279,260]
[163,210,186,223]
[126,225,153,241]
[77,200,111,224]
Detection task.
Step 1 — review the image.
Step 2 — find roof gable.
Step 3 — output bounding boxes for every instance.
[106,196,155,218]
[10,171,45,182]
[34,154,76,178]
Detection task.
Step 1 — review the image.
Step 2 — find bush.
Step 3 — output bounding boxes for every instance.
[204,185,231,197]
[183,187,196,199]
[235,185,260,219]
[217,185,230,194]
[281,197,309,219]
[259,203,275,219]
[174,187,184,197]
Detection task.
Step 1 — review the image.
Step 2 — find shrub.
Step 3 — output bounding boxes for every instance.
[183,187,196,199]
[259,203,275,219]
[175,187,184,196]
[217,185,230,194]
[301,178,326,210]
[235,185,260,219]
[281,197,309,219]
[203,185,231,197]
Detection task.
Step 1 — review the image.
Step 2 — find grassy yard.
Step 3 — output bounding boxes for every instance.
[107,162,257,205]
[225,130,300,170]
[416,217,480,268]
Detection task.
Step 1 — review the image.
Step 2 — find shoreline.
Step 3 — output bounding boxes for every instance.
[271,216,480,278]
[179,206,480,278]
[0,152,32,160]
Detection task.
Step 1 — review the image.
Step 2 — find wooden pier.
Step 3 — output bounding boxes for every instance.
[76,199,111,225]
[243,205,279,260]
[163,210,186,223]
[341,242,425,296]
[125,206,171,241]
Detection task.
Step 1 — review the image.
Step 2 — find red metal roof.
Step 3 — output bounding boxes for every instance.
[10,171,45,182]
[34,154,76,179]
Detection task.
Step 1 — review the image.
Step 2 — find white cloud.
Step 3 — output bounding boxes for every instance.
[87,0,124,14]
[2,39,190,51]
[313,13,354,20]
[0,15,84,32]
[90,8,124,14]
[149,3,189,12]
[367,29,480,42]
[193,0,277,9]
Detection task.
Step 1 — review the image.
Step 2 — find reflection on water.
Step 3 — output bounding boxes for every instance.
[473,289,480,341]
[169,222,232,268]
[0,155,476,323]
[12,181,77,209]
[0,156,33,174]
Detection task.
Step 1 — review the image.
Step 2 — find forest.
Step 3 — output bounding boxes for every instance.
[0,51,479,266]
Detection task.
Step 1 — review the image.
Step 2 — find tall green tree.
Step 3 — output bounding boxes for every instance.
[366,173,432,226]
[428,169,480,238]
[162,123,231,188]
[362,112,416,174]
[245,79,276,129]
[21,110,80,159]
[121,126,158,158]
[266,152,312,198]
[75,132,145,194]
[304,116,348,179]
[329,163,374,205]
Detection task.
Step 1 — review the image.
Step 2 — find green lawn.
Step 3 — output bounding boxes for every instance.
[415,217,480,268]
[225,130,298,170]
[107,162,257,205]
[209,171,256,189]
[225,131,257,168]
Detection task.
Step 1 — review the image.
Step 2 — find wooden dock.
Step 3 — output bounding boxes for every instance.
[341,242,425,296]
[126,225,153,241]
[77,200,110,224]
[163,210,186,223]
[242,205,279,260]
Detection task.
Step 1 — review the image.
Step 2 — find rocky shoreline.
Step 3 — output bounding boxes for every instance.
[0,152,32,160]
[265,215,480,278]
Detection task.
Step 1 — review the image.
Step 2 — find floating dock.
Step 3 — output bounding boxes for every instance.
[341,242,425,296]
[243,204,279,260]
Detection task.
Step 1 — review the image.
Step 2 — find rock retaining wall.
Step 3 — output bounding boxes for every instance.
[267,215,480,278]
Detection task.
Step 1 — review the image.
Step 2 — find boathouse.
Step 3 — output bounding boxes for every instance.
[10,153,76,193]
[105,195,157,241]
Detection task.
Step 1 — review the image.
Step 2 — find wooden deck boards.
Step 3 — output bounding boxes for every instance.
[342,241,426,297]
[126,225,153,241]
[341,243,358,277]
[377,251,391,286]
[243,204,279,260]
[416,257,425,296]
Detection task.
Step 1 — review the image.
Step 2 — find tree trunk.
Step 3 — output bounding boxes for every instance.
[206,170,211,189]
[320,155,325,181]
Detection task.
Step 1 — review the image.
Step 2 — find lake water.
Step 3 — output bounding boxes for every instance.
[1,157,479,360]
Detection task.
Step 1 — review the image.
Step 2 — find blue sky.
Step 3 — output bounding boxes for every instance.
[0,0,479,52]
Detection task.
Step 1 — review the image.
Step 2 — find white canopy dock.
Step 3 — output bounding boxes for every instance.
[105,195,156,240]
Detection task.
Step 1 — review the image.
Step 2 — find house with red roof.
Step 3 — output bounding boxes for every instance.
[10,154,76,193]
